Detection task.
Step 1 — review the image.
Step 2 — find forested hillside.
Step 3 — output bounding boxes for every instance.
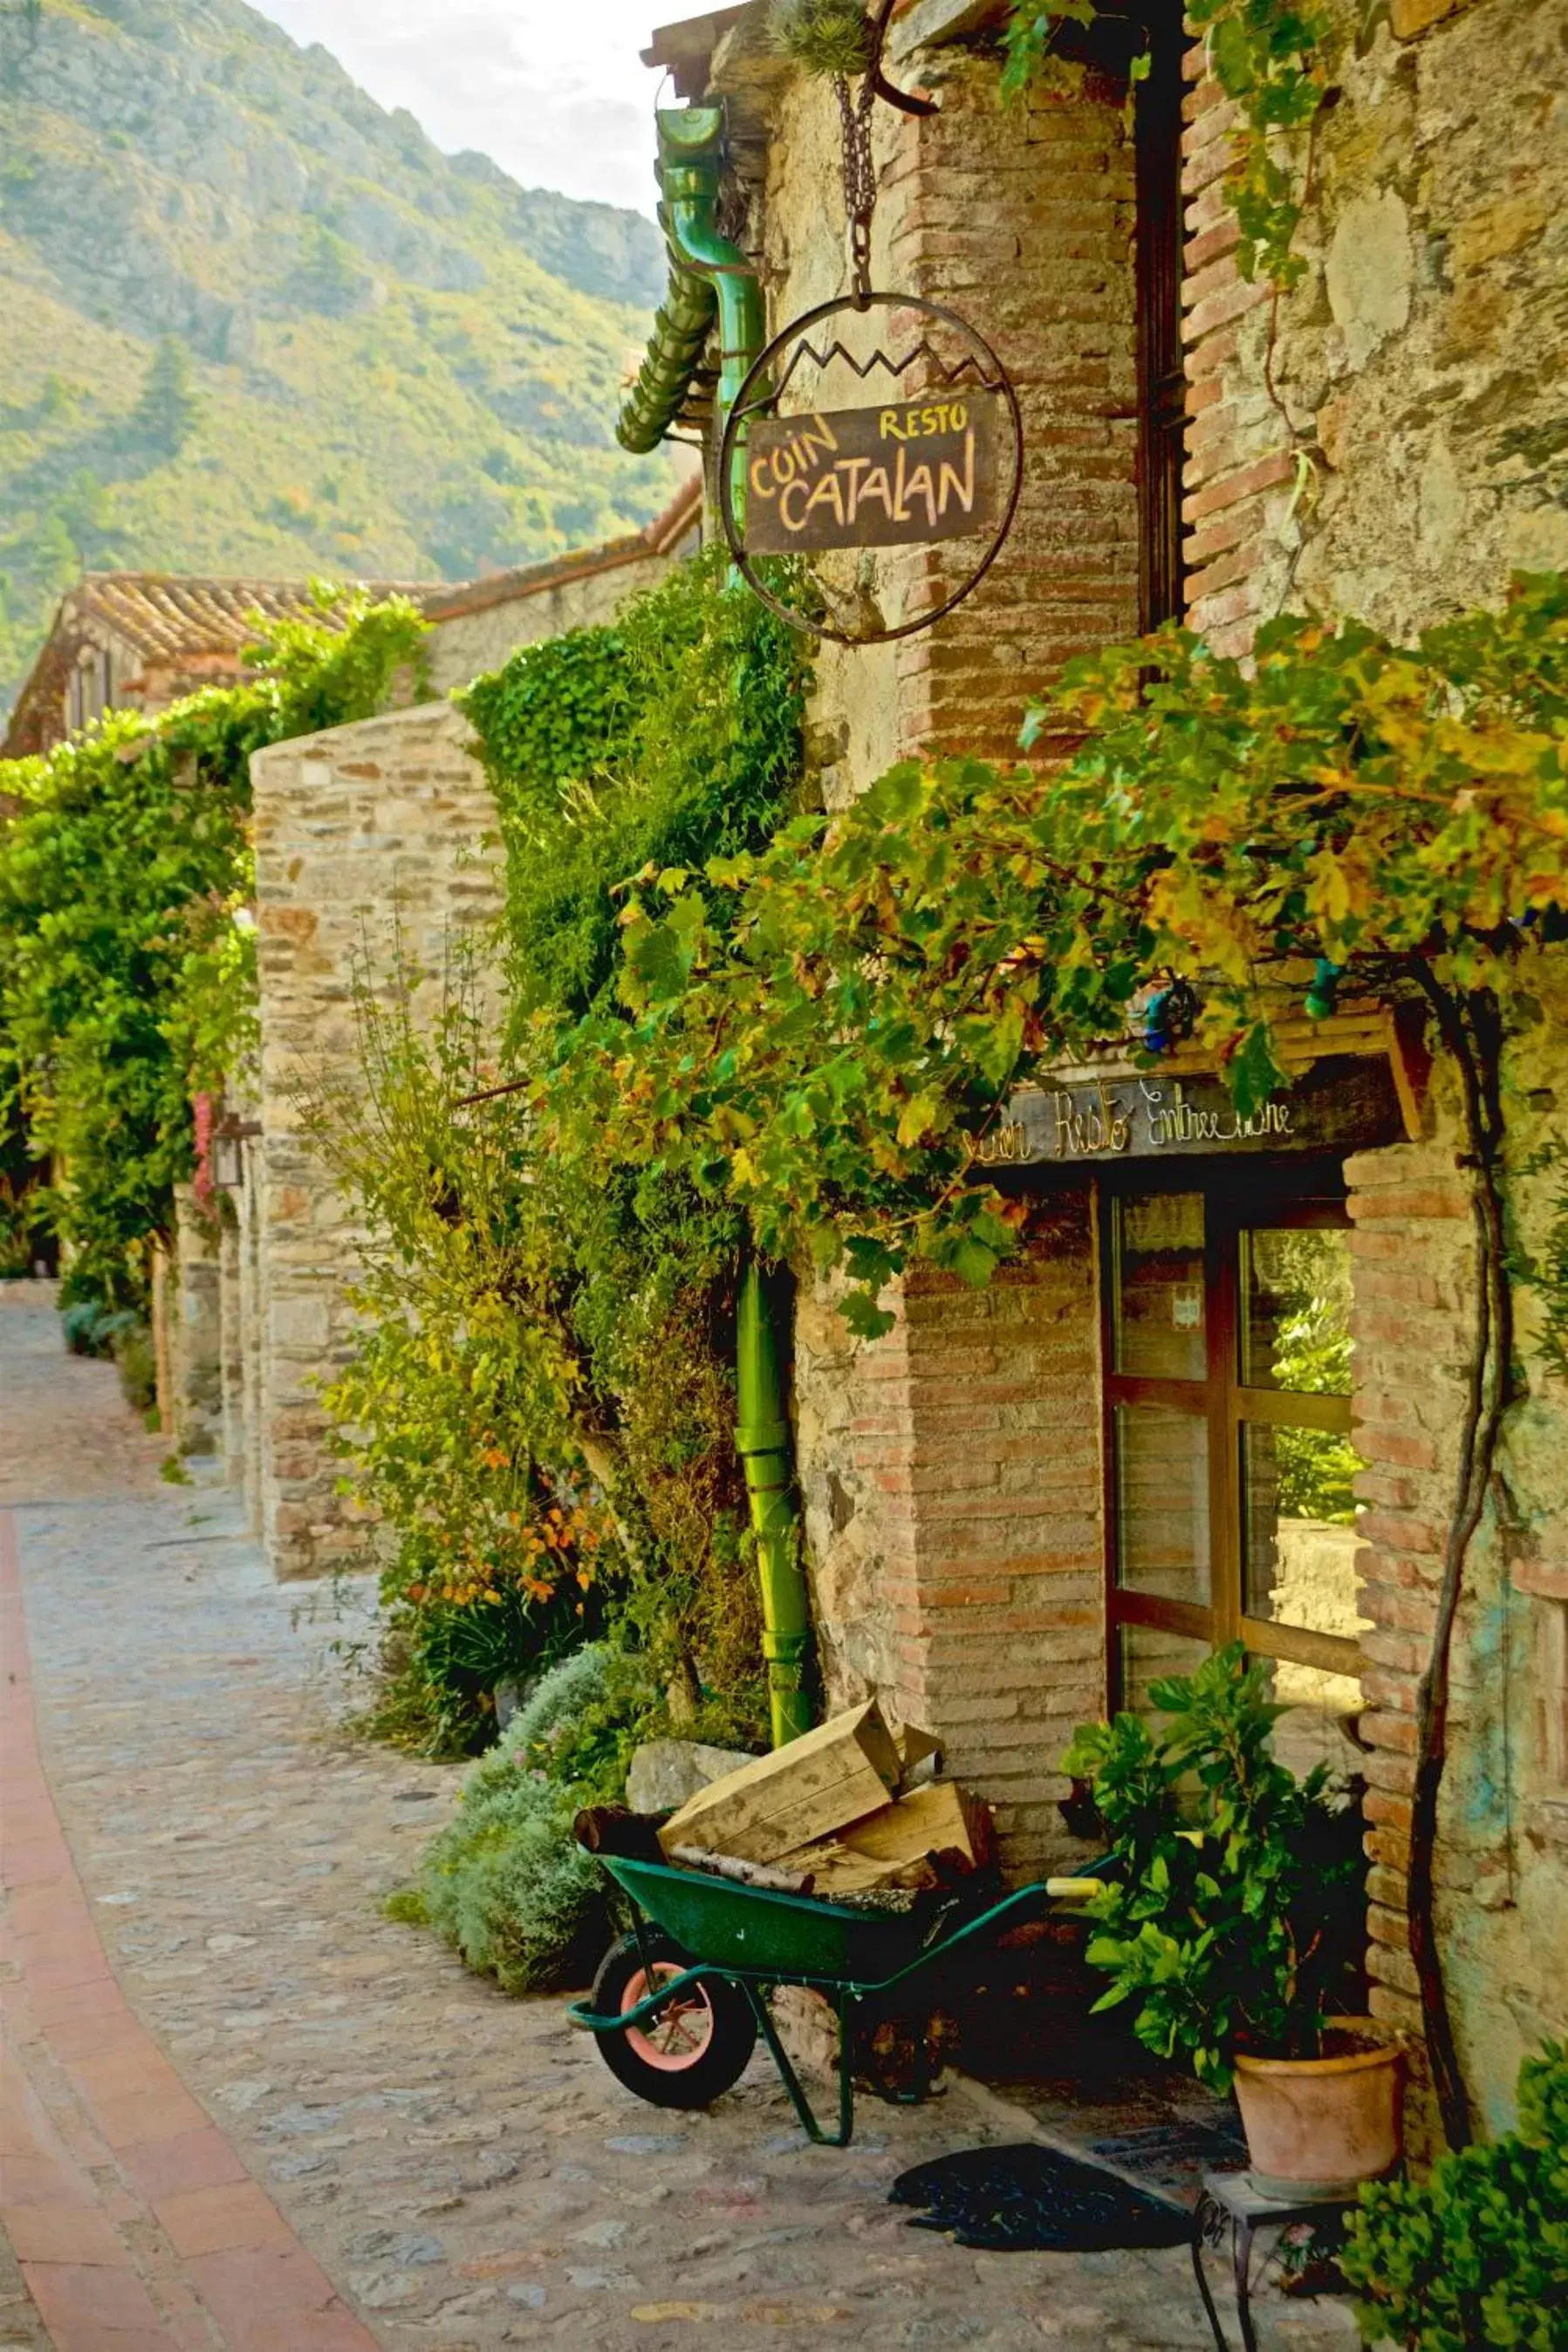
[0,0,675,717]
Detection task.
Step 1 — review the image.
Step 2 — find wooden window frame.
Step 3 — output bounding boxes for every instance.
[1133,0,1188,631]
[1099,1161,1365,1707]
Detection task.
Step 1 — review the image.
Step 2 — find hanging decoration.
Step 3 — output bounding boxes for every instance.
[721,1,1024,648]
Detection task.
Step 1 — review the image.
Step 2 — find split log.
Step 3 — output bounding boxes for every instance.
[669,1846,815,1895]
[657,1699,901,1865]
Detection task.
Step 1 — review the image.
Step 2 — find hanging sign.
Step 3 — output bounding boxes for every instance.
[964,1056,1407,1172]
[719,291,1024,648]
[742,392,1005,555]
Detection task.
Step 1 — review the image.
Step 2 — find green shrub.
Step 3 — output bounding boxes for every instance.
[1341,2042,1568,2349]
[112,1322,158,1414]
[419,1648,626,1993]
[1062,1642,1366,2090]
[61,1299,138,1358]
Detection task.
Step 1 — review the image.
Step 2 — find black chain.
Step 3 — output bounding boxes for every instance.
[834,51,879,310]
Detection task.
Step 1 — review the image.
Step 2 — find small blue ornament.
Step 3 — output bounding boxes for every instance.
[1305,957,1342,1020]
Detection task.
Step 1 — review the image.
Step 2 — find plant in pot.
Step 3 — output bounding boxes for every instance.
[1063,1642,1400,2198]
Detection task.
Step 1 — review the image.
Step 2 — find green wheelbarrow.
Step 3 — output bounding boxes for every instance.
[566,1850,1112,2147]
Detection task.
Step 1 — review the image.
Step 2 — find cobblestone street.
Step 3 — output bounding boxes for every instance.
[0,1287,1360,2351]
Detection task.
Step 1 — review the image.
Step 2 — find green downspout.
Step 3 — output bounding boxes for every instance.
[617,103,810,1744]
[617,106,766,528]
[737,1263,812,1747]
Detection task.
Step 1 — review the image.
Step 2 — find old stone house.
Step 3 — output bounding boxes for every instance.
[0,573,428,760]
[611,0,1566,2135]
[161,0,1565,2138]
[214,476,702,1564]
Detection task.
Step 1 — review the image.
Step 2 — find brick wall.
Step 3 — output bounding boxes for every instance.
[249,702,503,1580]
[797,1196,1106,1878]
[737,19,1136,1869]
[747,43,1142,800]
[1176,0,1568,2130]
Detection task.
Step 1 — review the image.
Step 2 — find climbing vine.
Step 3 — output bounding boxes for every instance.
[0,587,428,1309]
[769,0,1329,288]
[1003,1,1329,288]
[526,569,1568,2137]
[316,552,812,1752]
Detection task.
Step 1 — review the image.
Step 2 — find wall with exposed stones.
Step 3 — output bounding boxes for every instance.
[1175,0,1568,2134]
[1180,0,1568,653]
[716,0,1568,2111]
[246,702,503,1580]
[707,6,1139,1869]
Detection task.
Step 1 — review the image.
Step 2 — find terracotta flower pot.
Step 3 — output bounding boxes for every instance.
[1232,2019,1405,2199]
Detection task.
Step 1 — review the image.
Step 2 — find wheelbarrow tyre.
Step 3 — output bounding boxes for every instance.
[590,1930,757,2110]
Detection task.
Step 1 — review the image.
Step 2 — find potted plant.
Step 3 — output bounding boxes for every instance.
[1063,1642,1401,2198]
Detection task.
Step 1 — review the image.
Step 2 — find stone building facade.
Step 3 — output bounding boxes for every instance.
[645,0,1568,2129]
[183,0,1568,2136]
[209,495,701,1581]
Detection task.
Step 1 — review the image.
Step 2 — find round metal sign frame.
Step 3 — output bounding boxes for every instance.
[717,290,1024,648]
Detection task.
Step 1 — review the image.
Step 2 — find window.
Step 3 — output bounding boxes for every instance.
[1102,1168,1369,1773]
[1133,2,1187,629]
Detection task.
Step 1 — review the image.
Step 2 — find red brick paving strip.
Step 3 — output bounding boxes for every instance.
[1,1510,386,2352]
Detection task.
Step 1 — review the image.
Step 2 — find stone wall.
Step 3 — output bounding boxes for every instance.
[727,10,1139,1870]
[248,701,503,1580]
[422,477,702,696]
[1346,974,1568,2136]
[1174,0,1568,2132]
[729,0,1568,2102]
[1180,0,1568,654]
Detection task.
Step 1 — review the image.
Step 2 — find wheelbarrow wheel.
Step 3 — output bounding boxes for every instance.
[590,1930,757,2110]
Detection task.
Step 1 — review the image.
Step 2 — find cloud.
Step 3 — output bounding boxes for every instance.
[250,0,665,214]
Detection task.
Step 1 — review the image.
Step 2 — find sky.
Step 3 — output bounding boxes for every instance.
[250,0,672,216]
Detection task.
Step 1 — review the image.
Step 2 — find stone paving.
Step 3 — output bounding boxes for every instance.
[0,1286,1361,2349]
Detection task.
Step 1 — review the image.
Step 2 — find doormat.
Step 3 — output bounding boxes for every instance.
[890,2143,1193,2253]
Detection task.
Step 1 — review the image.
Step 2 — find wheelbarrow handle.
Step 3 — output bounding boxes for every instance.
[1044,1876,1107,1902]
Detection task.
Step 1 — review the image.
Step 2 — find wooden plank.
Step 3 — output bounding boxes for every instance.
[781,1780,992,1892]
[656,1700,901,1865]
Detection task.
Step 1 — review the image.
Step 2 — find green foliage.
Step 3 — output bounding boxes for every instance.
[418,1649,629,1994]
[1002,0,1328,285]
[464,545,811,1024]
[1342,2042,1568,2348]
[538,575,1568,1338]
[0,589,428,1310]
[1061,1643,1366,2090]
[381,1887,430,1927]
[133,336,200,457]
[0,0,675,718]
[769,0,876,78]
[320,555,807,1755]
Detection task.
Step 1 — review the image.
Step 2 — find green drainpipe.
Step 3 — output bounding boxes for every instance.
[617,103,808,1743]
[737,1262,813,1747]
[616,106,767,531]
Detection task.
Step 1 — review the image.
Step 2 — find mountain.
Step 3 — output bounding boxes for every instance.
[0,0,678,720]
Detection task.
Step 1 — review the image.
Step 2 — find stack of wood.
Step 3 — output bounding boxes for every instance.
[657,1699,994,1897]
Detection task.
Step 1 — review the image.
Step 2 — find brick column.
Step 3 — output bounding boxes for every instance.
[1344,1126,1475,2117]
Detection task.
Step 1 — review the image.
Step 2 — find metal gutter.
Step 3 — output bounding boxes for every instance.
[736,1262,813,1747]
[616,104,764,479]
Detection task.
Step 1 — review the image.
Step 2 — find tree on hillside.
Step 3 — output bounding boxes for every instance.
[133,337,201,459]
[293,221,369,319]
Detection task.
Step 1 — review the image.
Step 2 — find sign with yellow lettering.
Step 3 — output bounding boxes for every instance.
[742,394,1003,554]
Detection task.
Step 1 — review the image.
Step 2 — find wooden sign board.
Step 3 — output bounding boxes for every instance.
[965,1054,1406,1173]
[743,392,1003,554]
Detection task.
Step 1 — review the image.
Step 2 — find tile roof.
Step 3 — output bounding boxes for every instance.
[65,572,436,664]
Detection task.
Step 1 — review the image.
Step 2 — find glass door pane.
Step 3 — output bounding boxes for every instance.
[1113,1192,1206,1381]
[1113,1404,1210,1604]
[1239,1225,1352,1395]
